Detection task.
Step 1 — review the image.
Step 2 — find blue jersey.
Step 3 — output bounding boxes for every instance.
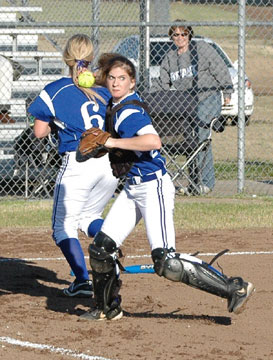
[28,77,111,154]
[112,92,166,177]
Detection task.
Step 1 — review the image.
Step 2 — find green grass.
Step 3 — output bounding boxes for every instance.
[24,1,239,44]
[215,161,273,180]
[1,197,273,231]
[25,0,141,22]
[166,158,273,182]
[170,3,238,39]
[0,200,52,227]
[174,197,273,230]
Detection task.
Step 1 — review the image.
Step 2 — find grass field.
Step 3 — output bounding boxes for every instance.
[1,197,273,230]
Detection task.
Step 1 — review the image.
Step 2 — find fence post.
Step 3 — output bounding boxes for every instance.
[92,0,100,67]
[237,0,246,193]
[138,0,148,93]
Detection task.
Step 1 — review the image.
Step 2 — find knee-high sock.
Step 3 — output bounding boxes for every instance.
[59,238,89,282]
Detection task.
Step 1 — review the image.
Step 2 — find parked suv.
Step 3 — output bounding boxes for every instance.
[112,35,254,125]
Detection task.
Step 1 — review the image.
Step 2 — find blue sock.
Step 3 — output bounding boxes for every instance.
[88,218,104,237]
[58,238,89,283]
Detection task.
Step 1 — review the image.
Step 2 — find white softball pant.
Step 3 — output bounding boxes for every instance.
[101,171,176,251]
[52,151,118,244]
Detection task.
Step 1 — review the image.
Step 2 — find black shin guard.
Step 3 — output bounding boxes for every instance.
[92,269,122,315]
[89,231,122,318]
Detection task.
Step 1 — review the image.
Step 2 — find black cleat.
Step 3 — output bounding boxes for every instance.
[228,281,255,314]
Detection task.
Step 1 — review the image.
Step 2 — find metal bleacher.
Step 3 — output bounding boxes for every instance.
[0,6,65,186]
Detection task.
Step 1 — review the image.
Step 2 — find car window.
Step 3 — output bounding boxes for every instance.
[114,36,139,60]
[150,40,176,66]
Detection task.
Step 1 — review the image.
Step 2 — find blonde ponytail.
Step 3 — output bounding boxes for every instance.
[63,34,106,104]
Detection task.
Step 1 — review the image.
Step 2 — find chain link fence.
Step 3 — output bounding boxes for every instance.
[0,0,272,198]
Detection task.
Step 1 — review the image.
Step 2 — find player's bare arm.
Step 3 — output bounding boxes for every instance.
[34,119,51,138]
[105,133,161,151]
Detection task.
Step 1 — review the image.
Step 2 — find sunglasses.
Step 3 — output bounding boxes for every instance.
[172,32,189,38]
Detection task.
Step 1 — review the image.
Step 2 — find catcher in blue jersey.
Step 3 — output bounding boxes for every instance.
[28,34,118,297]
[80,55,254,321]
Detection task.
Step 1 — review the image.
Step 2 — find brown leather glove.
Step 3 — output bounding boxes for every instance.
[76,127,111,162]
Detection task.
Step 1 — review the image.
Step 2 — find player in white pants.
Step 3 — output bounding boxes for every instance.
[28,34,118,297]
[81,55,254,321]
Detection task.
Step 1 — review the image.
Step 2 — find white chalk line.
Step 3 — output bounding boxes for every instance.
[1,250,273,262]
[0,336,115,360]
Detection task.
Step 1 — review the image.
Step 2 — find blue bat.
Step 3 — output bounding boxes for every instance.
[123,264,155,274]
[70,264,155,277]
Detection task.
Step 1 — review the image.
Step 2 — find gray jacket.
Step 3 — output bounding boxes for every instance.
[156,39,233,102]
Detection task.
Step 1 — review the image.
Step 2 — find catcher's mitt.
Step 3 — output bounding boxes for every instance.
[76,127,111,162]
[109,149,138,178]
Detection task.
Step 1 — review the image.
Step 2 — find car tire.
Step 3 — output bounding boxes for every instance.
[230,116,250,126]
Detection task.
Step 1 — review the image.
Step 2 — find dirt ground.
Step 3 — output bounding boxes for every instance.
[0,227,272,360]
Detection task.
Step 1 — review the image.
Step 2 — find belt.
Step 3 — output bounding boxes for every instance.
[127,168,166,185]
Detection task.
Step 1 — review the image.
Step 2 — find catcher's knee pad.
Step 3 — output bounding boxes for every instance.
[151,247,186,282]
[88,231,118,273]
[88,231,121,313]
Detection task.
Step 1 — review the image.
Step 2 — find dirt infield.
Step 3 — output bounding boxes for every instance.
[0,227,272,360]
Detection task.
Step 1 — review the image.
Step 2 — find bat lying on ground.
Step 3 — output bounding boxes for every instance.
[122,264,155,274]
[70,264,155,277]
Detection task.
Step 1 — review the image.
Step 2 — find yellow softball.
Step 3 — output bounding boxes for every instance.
[78,71,95,88]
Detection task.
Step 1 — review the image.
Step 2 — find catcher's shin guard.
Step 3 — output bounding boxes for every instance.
[89,231,122,318]
[151,248,246,300]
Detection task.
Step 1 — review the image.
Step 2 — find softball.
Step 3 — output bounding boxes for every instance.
[78,71,95,88]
